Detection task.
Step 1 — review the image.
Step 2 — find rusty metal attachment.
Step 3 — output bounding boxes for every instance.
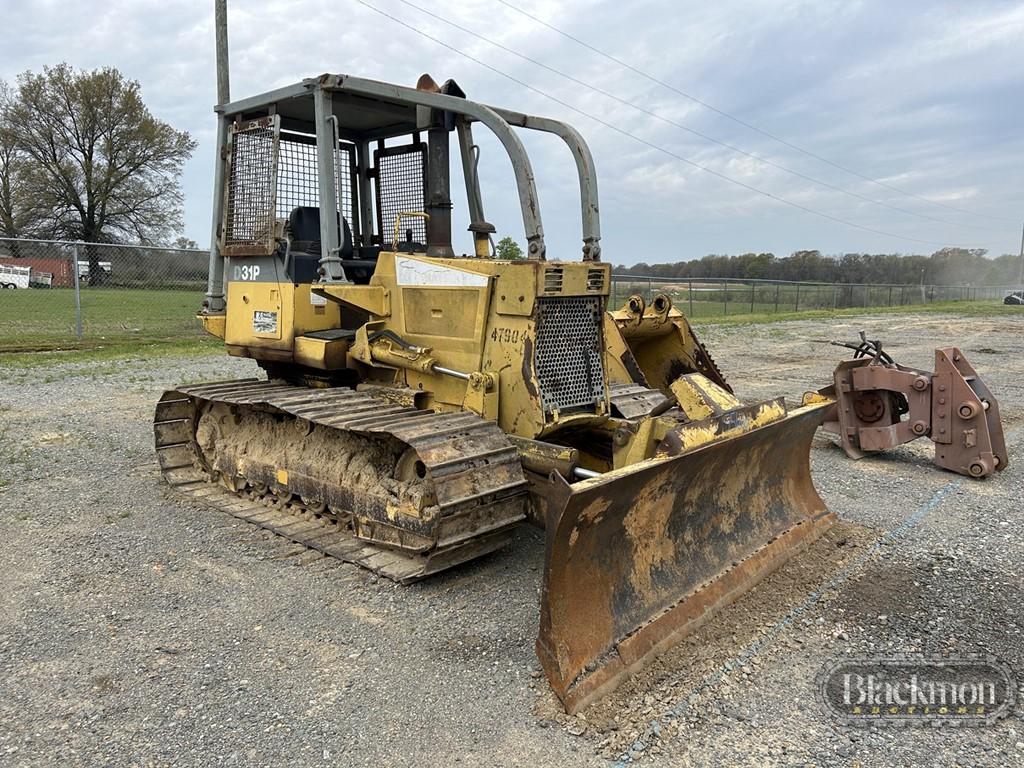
[607,295,730,394]
[536,399,834,714]
[809,335,1008,478]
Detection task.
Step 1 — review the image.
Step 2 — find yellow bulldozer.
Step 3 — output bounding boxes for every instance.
[154,72,836,713]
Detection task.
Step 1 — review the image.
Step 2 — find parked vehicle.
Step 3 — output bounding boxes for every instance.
[0,263,31,289]
[29,272,53,288]
[1004,291,1024,305]
[76,260,113,281]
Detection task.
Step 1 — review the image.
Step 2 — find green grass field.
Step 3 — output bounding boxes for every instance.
[0,288,206,350]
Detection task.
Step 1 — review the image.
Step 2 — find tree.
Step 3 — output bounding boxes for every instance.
[4,64,196,282]
[495,235,524,260]
[172,236,200,250]
[0,81,50,242]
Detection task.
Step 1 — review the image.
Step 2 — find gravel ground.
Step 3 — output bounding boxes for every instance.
[1,310,1022,766]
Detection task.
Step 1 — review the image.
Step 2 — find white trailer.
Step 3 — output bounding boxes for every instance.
[77,260,112,279]
[0,263,31,289]
[29,271,53,288]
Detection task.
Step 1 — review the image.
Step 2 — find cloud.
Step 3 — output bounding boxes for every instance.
[0,0,1020,261]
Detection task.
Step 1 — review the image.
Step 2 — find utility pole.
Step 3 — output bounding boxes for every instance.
[215,0,230,105]
[204,0,230,314]
[1018,221,1024,287]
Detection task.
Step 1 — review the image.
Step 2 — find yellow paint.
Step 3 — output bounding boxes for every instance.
[403,287,478,338]
[199,313,227,339]
[607,299,721,397]
[222,248,611,439]
[315,284,390,316]
[670,375,741,419]
[224,280,340,356]
[801,391,835,406]
[669,401,787,453]
[622,479,677,598]
[294,335,350,370]
[276,468,289,485]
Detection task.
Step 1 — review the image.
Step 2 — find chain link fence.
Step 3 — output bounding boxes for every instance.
[609,275,1018,318]
[0,236,1018,349]
[0,237,208,348]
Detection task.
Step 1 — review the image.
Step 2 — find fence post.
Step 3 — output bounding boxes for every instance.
[832,285,838,309]
[688,280,693,317]
[749,282,755,313]
[774,284,780,313]
[72,242,83,341]
[723,282,728,315]
[794,283,800,312]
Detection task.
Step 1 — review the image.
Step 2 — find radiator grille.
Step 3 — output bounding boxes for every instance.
[534,297,606,415]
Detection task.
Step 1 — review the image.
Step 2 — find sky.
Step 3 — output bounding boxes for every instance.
[1,0,1022,265]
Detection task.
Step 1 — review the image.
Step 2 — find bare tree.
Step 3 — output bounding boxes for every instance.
[4,64,196,281]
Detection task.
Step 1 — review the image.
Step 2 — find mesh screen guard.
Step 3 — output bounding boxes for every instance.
[222,117,359,256]
[277,132,356,228]
[534,296,607,415]
[222,117,279,255]
[374,142,427,247]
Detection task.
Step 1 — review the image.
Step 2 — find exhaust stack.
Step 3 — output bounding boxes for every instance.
[418,74,467,258]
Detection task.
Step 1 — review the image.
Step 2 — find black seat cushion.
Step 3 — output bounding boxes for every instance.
[285,208,380,285]
[288,206,354,259]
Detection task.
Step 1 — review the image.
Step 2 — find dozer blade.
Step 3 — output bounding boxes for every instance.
[536,402,834,714]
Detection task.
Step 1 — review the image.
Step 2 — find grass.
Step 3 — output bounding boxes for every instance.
[0,287,206,350]
[0,336,222,369]
[609,283,1008,320]
[693,299,1021,326]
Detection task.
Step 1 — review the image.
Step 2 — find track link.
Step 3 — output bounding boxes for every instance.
[154,379,529,583]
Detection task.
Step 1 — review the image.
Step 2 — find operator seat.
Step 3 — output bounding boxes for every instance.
[284,206,377,284]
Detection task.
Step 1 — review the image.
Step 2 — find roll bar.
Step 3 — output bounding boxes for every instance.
[209,73,603,269]
[325,75,601,262]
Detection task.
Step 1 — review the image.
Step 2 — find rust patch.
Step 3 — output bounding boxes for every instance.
[521,335,539,398]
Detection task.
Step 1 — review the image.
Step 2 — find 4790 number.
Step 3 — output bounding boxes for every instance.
[491,327,522,344]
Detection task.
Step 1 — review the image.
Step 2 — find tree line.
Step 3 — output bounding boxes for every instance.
[613,248,1022,286]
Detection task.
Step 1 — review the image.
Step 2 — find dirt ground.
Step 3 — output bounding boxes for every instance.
[1,310,1022,766]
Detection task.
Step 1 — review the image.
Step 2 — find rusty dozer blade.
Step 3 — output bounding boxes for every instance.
[536,402,834,714]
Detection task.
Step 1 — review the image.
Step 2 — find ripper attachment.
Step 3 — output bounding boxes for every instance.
[806,334,1008,478]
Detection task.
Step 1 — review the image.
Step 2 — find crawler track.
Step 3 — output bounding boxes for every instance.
[154,379,529,583]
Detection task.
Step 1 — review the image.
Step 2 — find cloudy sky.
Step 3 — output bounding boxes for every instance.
[2,0,1022,264]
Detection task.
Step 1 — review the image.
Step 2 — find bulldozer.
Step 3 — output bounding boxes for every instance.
[154,72,835,713]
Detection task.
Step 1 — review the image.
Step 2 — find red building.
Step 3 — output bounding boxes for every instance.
[0,258,75,286]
